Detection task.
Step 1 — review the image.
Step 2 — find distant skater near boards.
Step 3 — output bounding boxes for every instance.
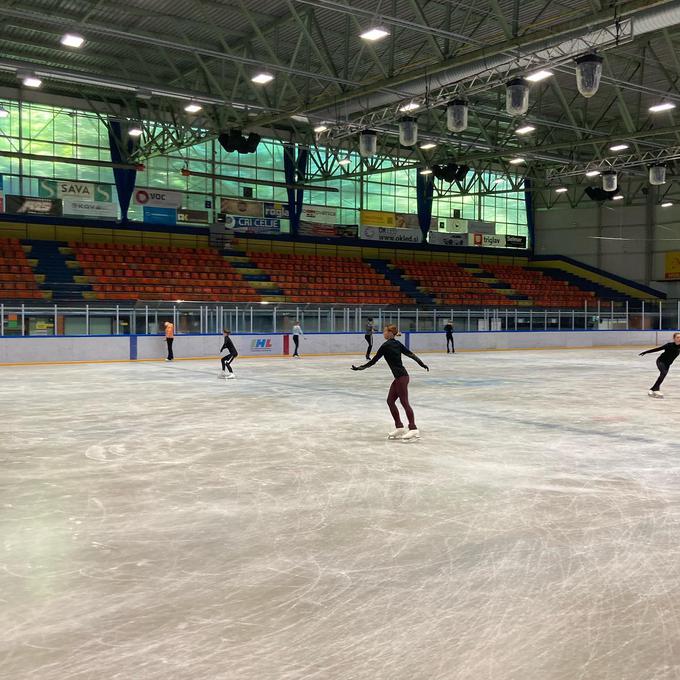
[444,320,455,354]
[640,332,680,398]
[292,320,303,358]
[219,329,238,380]
[364,317,376,359]
[351,324,429,441]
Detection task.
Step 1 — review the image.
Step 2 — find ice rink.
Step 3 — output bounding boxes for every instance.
[3,347,680,680]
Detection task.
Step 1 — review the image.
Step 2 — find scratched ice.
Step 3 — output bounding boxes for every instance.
[2,349,680,680]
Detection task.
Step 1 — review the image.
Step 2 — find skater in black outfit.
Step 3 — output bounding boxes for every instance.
[352,324,429,441]
[444,320,455,354]
[640,332,680,398]
[364,318,376,359]
[219,329,238,380]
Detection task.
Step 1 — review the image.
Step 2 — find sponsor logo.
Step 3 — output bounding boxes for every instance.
[251,338,273,351]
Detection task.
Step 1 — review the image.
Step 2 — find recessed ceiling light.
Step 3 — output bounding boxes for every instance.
[555,187,568,193]
[662,202,673,207]
[526,70,553,82]
[399,102,420,112]
[585,169,600,177]
[419,142,436,150]
[22,74,42,88]
[360,27,390,41]
[609,144,629,151]
[338,157,351,166]
[0,106,9,118]
[509,157,525,165]
[515,125,536,135]
[649,102,676,113]
[128,127,143,137]
[251,72,274,84]
[314,124,328,133]
[419,168,433,175]
[184,102,202,113]
[61,33,85,48]
[612,194,624,200]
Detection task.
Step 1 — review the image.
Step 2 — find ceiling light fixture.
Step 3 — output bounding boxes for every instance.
[526,70,553,82]
[612,194,624,200]
[419,142,436,150]
[585,169,601,177]
[399,102,420,113]
[20,73,42,88]
[61,33,85,48]
[128,126,143,137]
[359,27,390,41]
[609,144,629,151]
[419,168,433,175]
[649,102,676,113]
[661,202,673,207]
[509,157,525,165]
[555,187,568,193]
[313,124,328,133]
[184,102,202,113]
[251,72,274,84]
[515,125,536,135]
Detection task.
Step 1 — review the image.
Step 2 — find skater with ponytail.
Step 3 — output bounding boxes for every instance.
[351,324,429,441]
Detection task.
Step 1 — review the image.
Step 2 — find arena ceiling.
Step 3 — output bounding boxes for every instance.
[1,0,680,204]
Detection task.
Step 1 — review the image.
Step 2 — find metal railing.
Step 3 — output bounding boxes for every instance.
[1,299,678,337]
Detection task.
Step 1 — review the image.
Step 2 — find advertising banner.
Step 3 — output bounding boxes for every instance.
[6,195,62,216]
[468,219,496,234]
[301,205,337,224]
[250,337,275,353]
[435,217,468,233]
[394,213,420,229]
[134,188,183,209]
[143,206,177,225]
[299,221,358,238]
[505,234,528,249]
[665,252,680,280]
[225,215,281,234]
[177,209,211,225]
[39,179,113,203]
[263,202,290,218]
[360,210,396,228]
[470,233,506,248]
[220,197,263,217]
[62,198,117,219]
[428,231,467,247]
[360,225,422,244]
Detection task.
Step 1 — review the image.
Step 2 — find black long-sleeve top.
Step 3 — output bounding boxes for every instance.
[355,338,427,378]
[444,323,454,334]
[641,342,680,365]
[220,336,236,354]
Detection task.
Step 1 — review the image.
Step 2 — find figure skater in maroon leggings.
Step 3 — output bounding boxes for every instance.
[351,324,429,441]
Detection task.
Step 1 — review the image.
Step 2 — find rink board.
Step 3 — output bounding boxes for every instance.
[0,330,666,364]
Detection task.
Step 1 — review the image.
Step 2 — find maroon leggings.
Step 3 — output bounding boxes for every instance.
[387,375,417,430]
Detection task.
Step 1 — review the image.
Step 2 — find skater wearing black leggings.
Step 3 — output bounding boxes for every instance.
[219,329,238,380]
[444,321,455,354]
[640,332,680,398]
[364,318,376,359]
[292,321,303,358]
[352,324,429,441]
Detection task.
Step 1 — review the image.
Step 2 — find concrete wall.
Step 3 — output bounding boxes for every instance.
[0,331,668,365]
[534,201,680,291]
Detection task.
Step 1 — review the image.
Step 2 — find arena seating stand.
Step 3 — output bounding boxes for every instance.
[483,264,596,308]
[249,252,413,304]
[394,260,514,306]
[0,238,43,299]
[71,242,260,302]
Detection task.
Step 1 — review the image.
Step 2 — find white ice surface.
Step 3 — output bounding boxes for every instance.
[3,348,680,680]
